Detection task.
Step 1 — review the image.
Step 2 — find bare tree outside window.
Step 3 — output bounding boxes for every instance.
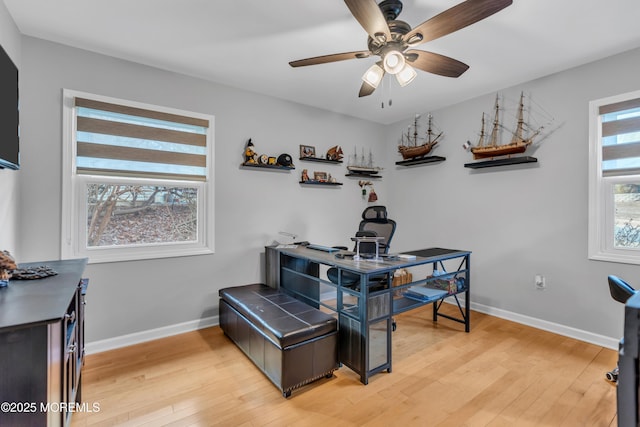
[614,183,640,248]
[86,184,198,247]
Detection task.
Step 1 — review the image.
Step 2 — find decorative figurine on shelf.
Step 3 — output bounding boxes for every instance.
[359,180,372,197]
[301,169,309,182]
[243,139,257,165]
[0,250,17,287]
[358,180,378,201]
[326,145,344,161]
[277,153,294,168]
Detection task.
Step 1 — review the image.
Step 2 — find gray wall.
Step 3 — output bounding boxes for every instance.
[18,36,388,345]
[385,46,640,343]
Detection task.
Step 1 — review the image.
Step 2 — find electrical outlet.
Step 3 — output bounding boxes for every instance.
[535,274,545,290]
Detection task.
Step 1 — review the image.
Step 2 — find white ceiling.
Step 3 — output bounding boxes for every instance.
[5,0,640,124]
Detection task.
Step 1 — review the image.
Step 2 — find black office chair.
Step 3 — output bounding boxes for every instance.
[606,275,637,382]
[326,206,397,289]
[609,275,636,304]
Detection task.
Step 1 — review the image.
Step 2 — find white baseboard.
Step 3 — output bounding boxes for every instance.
[464,300,619,350]
[85,315,219,355]
[85,300,620,355]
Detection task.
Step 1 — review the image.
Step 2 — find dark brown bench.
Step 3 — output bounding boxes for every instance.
[219,283,339,397]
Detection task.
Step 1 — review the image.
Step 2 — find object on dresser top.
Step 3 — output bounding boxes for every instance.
[11,265,58,280]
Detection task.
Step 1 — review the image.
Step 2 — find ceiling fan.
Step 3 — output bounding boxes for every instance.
[289,0,512,97]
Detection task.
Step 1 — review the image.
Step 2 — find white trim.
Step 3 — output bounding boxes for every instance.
[85,315,219,355]
[588,90,640,265]
[84,301,619,356]
[459,299,619,350]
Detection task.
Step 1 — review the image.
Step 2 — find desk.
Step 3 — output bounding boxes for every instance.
[266,246,470,384]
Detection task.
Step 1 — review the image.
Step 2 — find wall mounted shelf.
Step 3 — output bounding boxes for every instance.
[396,156,446,167]
[464,156,537,169]
[241,163,295,171]
[345,173,382,179]
[299,157,342,164]
[299,181,343,186]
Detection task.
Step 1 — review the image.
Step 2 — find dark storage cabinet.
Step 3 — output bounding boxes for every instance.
[0,259,88,427]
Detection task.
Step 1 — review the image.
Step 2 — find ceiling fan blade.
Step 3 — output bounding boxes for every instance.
[358,80,378,97]
[405,50,469,78]
[344,0,391,42]
[405,0,512,46]
[289,51,371,68]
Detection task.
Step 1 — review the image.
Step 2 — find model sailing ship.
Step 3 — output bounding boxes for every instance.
[347,147,382,175]
[398,114,442,160]
[470,92,549,160]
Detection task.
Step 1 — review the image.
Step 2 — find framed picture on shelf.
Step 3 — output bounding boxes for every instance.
[313,171,327,182]
[300,145,316,158]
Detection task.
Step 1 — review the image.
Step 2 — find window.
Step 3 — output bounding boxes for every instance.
[62,90,214,263]
[589,90,640,264]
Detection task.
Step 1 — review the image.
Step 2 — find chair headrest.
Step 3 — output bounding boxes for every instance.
[362,206,388,222]
[608,275,636,304]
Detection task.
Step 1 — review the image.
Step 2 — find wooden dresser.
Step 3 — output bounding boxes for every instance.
[0,258,88,427]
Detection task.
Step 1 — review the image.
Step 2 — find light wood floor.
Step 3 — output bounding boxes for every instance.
[72,305,618,426]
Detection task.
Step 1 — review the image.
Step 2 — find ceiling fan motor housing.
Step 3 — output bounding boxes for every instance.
[379,0,403,21]
[367,20,411,54]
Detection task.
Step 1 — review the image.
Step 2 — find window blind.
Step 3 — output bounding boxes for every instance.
[74,97,209,181]
[599,97,640,177]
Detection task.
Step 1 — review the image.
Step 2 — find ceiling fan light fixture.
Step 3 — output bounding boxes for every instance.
[395,64,417,87]
[382,50,405,74]
[362,63,384,88]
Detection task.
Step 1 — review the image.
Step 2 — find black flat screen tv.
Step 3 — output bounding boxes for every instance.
[0,44,19,170]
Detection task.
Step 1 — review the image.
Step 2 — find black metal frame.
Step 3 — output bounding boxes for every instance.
[274,246,471,385]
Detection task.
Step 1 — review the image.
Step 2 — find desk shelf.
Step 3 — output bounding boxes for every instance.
[393,287,467,315]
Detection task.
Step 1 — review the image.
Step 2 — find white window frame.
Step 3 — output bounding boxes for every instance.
[588,89,640,265]
[61,89,215,263]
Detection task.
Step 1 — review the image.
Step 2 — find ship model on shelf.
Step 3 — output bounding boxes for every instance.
[396,114,445,166]
[347,147,382,177]
[465,92,553,168]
